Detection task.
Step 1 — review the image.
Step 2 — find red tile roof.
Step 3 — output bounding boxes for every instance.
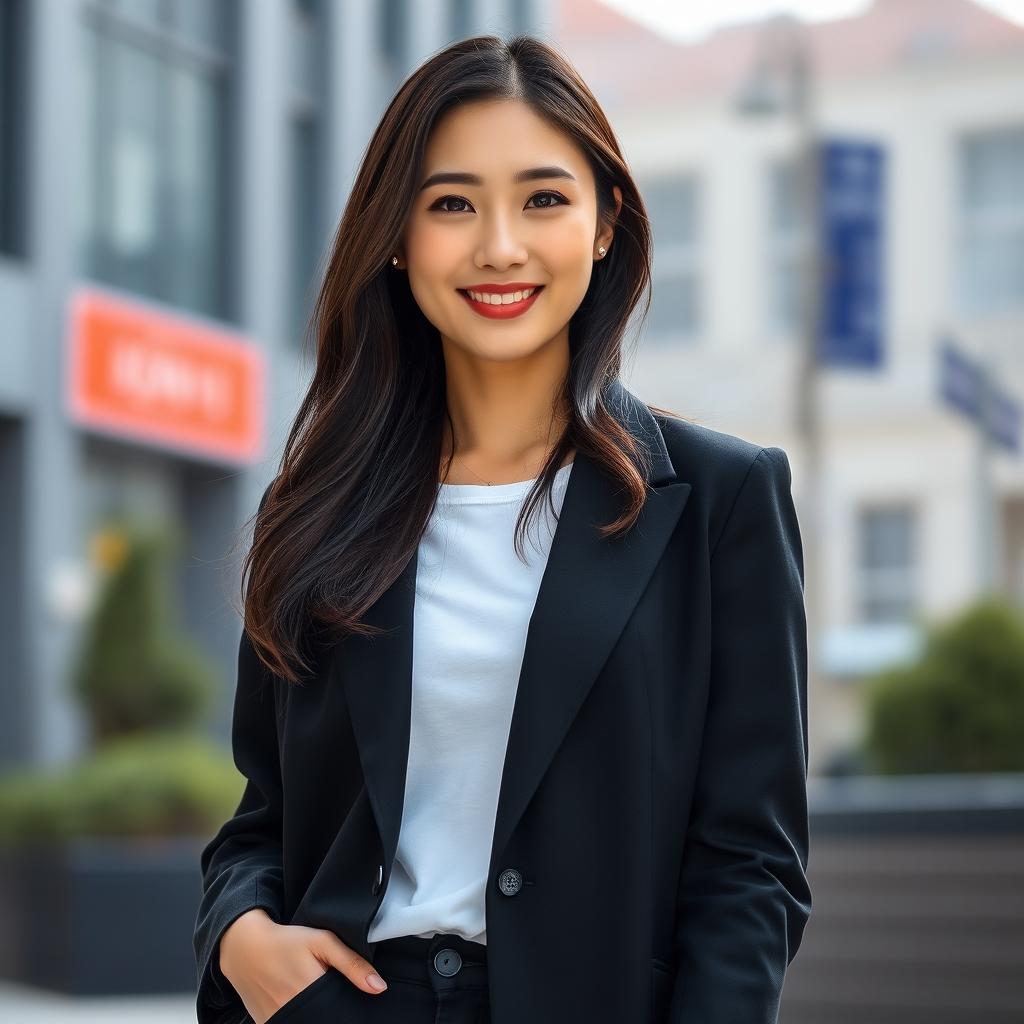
[550,0,1024,109]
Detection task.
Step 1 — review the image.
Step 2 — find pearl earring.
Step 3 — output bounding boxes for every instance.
[598,246,606,257]
[392,256,399,266]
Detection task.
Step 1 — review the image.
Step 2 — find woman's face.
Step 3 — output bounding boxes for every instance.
[399,98,621,366]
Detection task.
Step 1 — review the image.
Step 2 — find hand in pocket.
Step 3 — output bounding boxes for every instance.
[218,908,390,1024]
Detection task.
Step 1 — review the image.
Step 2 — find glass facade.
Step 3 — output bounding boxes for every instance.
[0,0,23,256]
[77,0,236,320]
[288,0,325,348]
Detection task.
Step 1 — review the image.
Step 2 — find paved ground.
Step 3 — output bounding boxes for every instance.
[0,981,197,1023]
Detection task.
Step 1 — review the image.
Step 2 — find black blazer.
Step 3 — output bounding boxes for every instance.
[193,376,811,1024]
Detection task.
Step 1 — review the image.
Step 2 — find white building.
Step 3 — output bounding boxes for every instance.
[546,0,1024,774]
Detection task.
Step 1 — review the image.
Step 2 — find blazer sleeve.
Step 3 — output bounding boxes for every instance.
[193,486,286,1024]
[670,446,812,1024]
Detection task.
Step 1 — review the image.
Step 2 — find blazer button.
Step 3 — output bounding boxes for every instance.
[371,862,383,895]
[497,867,522,896]
[433,948,463,977]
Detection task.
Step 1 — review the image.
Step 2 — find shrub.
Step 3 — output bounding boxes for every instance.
[0,732,244,840]
[862,597,1024,773]
[70,523,218,741]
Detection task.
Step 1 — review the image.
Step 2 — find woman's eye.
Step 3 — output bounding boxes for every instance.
[433,195,472,214]
[430,191,568,214]
[525,190,568,210]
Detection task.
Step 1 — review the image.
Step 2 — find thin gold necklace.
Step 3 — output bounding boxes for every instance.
[454,457,496,486]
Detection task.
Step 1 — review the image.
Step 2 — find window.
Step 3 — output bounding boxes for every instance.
[0,0,24,256]
[450,0,473,40]
[380,0,406,67]
[766,155,811,337]
[856,504,917,624]
[509,0,532,35]
[642,174,701,344]
[288,0,325,347]
[958,127,1024,315]
[78,0,236,320]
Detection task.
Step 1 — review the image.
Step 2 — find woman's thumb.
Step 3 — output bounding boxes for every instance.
[316,931,389,994]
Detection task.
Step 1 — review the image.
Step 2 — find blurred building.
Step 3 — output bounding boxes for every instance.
[0,0,543,768]
[549,0,1024,774]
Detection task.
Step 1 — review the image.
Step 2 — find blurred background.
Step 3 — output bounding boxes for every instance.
[1,0,1022,1020]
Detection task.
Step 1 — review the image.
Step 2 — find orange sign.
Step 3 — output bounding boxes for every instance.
[67,287,266,464]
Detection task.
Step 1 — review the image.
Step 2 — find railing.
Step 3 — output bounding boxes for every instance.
[781,773,1024,1024]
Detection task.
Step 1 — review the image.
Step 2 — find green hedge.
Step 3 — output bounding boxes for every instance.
[0,732,243,840]
[862,597,1024,774]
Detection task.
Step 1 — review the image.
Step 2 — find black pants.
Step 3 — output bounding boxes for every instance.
[264,932,490,1023]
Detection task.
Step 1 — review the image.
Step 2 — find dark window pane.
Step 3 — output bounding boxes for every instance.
[451,0,472,39]
[962,229,1024,313]
[79,4,233,319]
[862,507,913,568]
[87,36,164,300]
[770,249,809,333]
[769,158,809,232]
[0,0,23,255]
[962,130,1024,211]
[291,115,321,340]
[858,506,916,624]
[647,270,700,341]
[380,0,404,63]
[76,23,100,267]
[110,0,163,23]
[959,130,1024,314]
[644,176,698,246]
[173,0,229,48]
[291,0,318,95]
[168,66,226,316]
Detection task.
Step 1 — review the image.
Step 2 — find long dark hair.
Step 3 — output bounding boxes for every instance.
[242,34,676,685]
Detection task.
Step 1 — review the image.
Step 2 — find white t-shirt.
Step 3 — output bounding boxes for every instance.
[367,460,575,945]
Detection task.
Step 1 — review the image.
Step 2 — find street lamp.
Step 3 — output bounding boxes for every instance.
[733,13,826,776]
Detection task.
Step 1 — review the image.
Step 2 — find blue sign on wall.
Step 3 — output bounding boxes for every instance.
[939,337,1020,453]
[939,339,985,421]
[819,139,885,369]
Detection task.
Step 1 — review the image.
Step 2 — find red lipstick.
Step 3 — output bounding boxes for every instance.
[457,283,545,320]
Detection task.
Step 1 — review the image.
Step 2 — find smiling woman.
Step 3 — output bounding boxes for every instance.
[193,33,811,1024]
[400,98,618,358]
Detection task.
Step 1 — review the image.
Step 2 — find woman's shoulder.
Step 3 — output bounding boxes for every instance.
[651,410,788,484]
[649,409,795,555]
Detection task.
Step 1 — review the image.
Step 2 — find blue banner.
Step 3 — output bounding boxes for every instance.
[819,139,885,369]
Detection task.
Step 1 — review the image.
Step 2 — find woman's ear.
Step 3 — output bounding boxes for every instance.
[597,185,623,257]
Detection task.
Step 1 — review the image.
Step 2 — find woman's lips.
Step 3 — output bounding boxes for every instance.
[457,286,544,319]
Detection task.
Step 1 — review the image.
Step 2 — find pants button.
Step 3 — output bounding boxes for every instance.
[433,948,463,977]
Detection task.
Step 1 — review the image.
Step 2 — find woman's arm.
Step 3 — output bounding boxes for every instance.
[670,446,812,1023]
[193,488,287,1024]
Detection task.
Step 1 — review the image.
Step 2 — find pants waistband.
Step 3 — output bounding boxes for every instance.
[368,932,488,991]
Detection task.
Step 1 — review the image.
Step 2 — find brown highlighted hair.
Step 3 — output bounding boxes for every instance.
[241,34,680,684]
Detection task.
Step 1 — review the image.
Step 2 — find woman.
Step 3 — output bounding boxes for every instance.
[193,34,811,1024]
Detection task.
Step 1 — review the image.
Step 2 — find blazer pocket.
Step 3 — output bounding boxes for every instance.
[651,958,674,1022]
[264,967,336,1024]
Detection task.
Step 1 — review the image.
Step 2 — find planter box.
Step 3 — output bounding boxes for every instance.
[0,836,206,996]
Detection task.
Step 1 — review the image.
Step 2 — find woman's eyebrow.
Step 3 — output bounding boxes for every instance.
[419,166,576,191]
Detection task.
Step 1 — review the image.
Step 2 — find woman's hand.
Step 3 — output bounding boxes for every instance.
[219,908,389,1024]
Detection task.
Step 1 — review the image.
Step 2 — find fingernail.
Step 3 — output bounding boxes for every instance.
[367,972,388,991]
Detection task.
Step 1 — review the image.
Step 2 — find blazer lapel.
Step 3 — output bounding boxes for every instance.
[338,378,692,887]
